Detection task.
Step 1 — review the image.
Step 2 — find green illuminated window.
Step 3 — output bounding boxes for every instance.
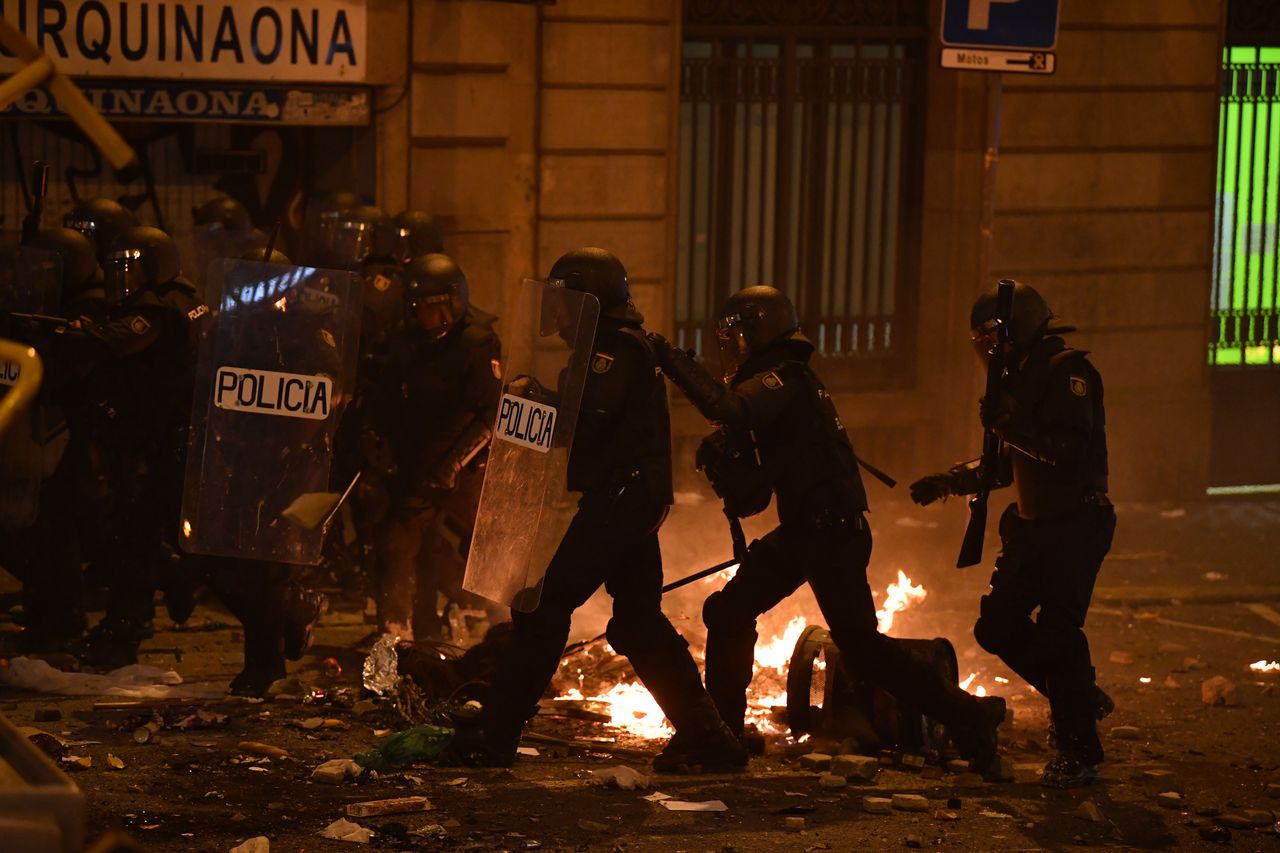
[1213,46,1280,366]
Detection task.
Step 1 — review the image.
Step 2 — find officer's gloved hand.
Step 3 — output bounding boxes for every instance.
[978,393,1016,429]
[909,473,953,506]
[507,373,547,401]
[360,430,397,478]
[425,458,460,493]
[646,332,674,366]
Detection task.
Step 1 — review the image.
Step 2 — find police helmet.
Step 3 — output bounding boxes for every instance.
[240,247,292,265]
[548,247,641,324]
[28,226,100,292]
[392,210,445,262]
[404,253,469,341]
[332,204,387,266]
[716,286,805,379]
[63,198,138,265]
[193,196,253,232]
[969,280,1074,352]
[103,226,181,306]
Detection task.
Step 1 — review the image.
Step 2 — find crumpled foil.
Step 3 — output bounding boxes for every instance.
[362,633,401,696]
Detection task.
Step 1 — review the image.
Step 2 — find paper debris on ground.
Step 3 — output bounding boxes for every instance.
[319,818,373,843]
[0,657,224,699]
[660,799,728,812]
[642,792,671,802]
[589,765,651,790]
[229,837,269,853]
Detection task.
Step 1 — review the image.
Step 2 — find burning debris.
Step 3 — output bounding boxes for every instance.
[1250,660,1280,674]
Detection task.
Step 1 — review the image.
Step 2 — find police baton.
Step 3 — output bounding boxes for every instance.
[660,555,739,594]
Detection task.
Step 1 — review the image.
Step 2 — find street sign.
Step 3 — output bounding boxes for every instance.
[940,48,1056,75]
[941,0,1060,51]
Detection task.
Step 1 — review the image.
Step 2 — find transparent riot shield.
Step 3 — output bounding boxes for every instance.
[463,280,600,611]
[0,244,62,528]
[180,258,362,564]
[180,223,268,301]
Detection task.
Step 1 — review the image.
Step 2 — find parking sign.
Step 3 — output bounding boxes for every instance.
[941,0,1060,51]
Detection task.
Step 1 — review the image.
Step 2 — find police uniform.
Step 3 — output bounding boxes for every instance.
[657,336,993,741]
[367,309,503,639]
[479,318,724,760]
[972,334,1113,764]
[59,278,206,652]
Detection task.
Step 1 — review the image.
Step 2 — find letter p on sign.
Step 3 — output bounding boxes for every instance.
[968,0,1021,30]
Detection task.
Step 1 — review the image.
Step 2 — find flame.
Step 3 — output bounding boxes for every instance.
[560,572,931,739]
[876,570,927,634]
[959,672,988,697]
[1251,660,1280,673]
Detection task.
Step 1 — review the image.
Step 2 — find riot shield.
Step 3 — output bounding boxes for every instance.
[0,244,62,529]
[463,279,600,611]
[180,223,267,300]
[179,258,362,564]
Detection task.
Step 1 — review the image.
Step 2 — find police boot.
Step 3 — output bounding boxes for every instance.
[1041,720,1102,789]
[82,617,150,669]
[1048,686,1114,749]
[653,698,749,774]
[949,696,1007,780]
[283,587,329,661]
[228,661,287,698]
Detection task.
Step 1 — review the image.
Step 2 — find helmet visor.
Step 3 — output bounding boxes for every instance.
[716,314,751,383]
[538,278,577,339]
[103,248,145,304]
[969,318,1003,360]
[409,293,457,340]
[330,221,374,269]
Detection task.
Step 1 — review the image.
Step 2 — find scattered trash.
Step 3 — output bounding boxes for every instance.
[1201,676,1239,707]
[301,717,325,731]
[107,753,125,770]
[362,633,400,696]
[18,726,68,758]
[61,755,92,770]
[516,746,539,757]
[0,657,224,699]
[1201,571,1227,582]
[660,800,728,812]
[1108,651,1134,665]
[1156,791,1183,809]
[320,818,373,843]
[934,809,960,821]
[1159,508,1187,519]
[311,758,364,785]
[642,792,671,802]
[445,777,468,786]
[346,796,433,818]
[1110,725,1140,740]
[980,810,1014,820]
[132,723,161,744]
[905,834,922,848]
[892,794,929,812]
[355,724,453,771]
[799,752,832,771]
[229,837,269,853]
[321,657,343,678]
[238,741,289,761]
[589,765,650,791]
[784,816,805,831]
[1075,801,1103,823]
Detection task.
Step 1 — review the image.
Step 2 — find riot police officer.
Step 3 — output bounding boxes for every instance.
[650,286,1007,774]
[2,228,102,652]
[910,281,1114,788]
[364,254,503,640]
[63,198,138,268]
[51,226,207,667]
[466,248,747,772]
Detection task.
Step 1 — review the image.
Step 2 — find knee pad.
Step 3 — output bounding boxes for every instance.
[606,612,685,659]
[702,589,754,634]
[973,606,1013,655]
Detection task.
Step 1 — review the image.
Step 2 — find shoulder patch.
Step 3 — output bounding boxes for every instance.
[128,315,151,336]
[761,371,784,390]
[1069,375,1088,397]
[372,273,393,293]
[187,304,209,322]
[491,358,502,380]
[591,353,615,374]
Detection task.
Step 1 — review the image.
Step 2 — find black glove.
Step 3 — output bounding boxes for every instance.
[909,473,954,507]
[646,332,678,371]
[978,394,1013,429]
[507,373,548,401]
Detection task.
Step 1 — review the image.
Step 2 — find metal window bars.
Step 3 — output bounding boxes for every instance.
[1212,45,1280,367]
[676,35,923,383]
